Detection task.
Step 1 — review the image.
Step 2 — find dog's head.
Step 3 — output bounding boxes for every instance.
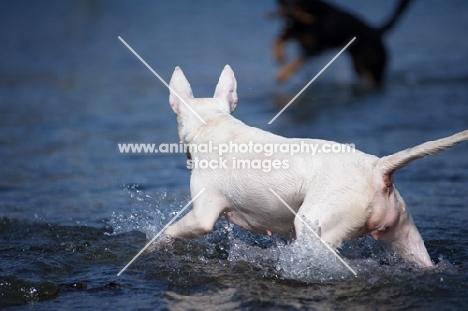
[168,65,238,143]
[169,65,238,117]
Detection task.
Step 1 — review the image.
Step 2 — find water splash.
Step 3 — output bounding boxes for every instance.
[107,185,457,282]
[227,224,359,282]
[107,184,190,239]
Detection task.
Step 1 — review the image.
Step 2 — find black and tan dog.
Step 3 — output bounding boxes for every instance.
[272,0,413,87]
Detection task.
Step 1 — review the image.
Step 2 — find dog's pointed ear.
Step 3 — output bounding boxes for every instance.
[169,66,193,115]
[214,65,238,113]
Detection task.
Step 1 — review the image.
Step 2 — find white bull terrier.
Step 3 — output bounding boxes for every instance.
[164,65,468,268]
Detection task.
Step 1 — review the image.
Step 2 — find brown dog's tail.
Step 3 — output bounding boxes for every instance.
[377,130,468,179]
[378,0,413,35]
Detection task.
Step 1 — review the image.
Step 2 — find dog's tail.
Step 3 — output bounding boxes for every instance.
[378,0,413,35]
[377,130,468,179]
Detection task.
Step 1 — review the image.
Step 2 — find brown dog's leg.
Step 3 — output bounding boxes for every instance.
[277,56,306,83]
[274,38,286,63]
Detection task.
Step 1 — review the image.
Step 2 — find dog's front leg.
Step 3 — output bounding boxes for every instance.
[274,38,286,63]
[277,56,306,83]
[164,189,224,239]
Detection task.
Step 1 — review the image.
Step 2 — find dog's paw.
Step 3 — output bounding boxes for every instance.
[144,233,174,253]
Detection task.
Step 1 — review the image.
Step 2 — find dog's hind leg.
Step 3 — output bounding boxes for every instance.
[293,196,365,248]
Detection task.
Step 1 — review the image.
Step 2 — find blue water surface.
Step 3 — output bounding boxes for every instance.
[1,0,468,309]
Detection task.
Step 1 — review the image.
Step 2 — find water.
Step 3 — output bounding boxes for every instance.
[1,0,468,309]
